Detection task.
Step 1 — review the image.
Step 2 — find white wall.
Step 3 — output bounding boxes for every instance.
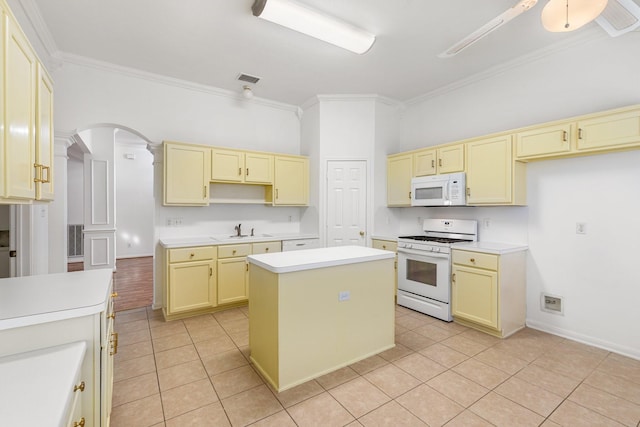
[115,142,154,258]
[67,158,84,226]
[398,31,640,358]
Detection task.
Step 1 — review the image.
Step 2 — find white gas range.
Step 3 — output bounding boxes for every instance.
[396,219,477,321]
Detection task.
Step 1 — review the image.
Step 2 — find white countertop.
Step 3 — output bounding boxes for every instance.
[160,233,319,248]
[247,245,395,273]
[451,241,528,255]
[0,341,86,427]
[0,269,113,331]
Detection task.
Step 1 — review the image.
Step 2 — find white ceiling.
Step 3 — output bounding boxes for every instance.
[27,0,611,106]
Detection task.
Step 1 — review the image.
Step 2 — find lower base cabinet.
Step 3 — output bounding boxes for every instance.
[371,238,398,299]
[451,249,526,338]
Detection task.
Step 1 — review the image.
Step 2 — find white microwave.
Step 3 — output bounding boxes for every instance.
[411,172,466,207]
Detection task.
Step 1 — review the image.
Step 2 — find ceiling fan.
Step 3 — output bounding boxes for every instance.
[438,0,640,58]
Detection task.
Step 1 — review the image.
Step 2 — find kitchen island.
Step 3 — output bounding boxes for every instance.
[247,246,395,392]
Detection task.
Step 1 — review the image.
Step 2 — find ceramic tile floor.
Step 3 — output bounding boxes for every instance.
[111,305,640,427]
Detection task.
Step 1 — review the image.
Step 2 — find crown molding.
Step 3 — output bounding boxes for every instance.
[300,94,404,111]
[56,52,300,114]
[406,27,608,106]
[14,0,59,57]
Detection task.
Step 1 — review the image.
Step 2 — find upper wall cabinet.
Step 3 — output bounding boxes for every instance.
[466,135,526,206]
[211,149,273,184]
[414,144,465,176]
[0,4,53,204]
[164,141,211,206]
[576,108,640,153]
[515,122,573,160]
[387,153,413,207]
[268,155,308,206]
[515,105,640,161]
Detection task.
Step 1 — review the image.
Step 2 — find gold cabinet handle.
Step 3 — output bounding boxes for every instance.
[409,191,412,199]
[562,130,568,142]
[209,267,213,277]
[42,165,50,183]
[382,245,386,249]
[275,189,279,199]
[108,312,116,320]
[203,185,206,198]
[238,167,242,176]
[452,273,456,282]
[578,128,583,139]
[359,231,365,237]
[111,292,118,298]
[33,163,43,183]
[110,332,119,356]
[439,158,442,167]
[466,188,470,197]
[73,418,85,427]
[190,252,195,258]
[73,381,85,392]
[246,168,249,176]
[265,247,269,252]
[470,258,475,263]
[245,263,249,272]
[232,250,237,255]
[431,159,435,168]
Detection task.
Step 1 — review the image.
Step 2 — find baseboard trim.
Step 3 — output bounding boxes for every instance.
[526,318,640,361]
[116,254,153,260]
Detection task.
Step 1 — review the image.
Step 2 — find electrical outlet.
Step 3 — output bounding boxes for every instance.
[576,222,587,234]
[175,217,183,226]
[541,293,564,315]
[483,218,491,228]
[339,291,350,301]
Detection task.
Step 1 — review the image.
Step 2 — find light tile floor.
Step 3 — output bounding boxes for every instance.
[111,305,640,427]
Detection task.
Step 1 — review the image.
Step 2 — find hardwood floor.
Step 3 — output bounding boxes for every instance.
[67,256,154,312]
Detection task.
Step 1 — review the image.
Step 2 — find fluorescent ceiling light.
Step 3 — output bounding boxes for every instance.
[542,0,609,32]
[252,0,375,54]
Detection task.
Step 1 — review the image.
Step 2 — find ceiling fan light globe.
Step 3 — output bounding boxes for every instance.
[541,0,609,32]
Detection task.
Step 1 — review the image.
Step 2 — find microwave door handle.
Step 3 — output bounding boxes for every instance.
[443,181,449,202]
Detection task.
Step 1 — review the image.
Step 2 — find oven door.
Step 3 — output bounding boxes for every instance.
[397,248,451,304]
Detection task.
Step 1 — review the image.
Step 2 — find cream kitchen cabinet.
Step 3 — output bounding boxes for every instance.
[0,2,54,204]
[217,243,251,305]
[0,269,116,427]
[413,144,465,176]
[515,122,573,160]
[163,141,211,206]
[164,246,217,318]
[466,135,526,205]
[451,248,526,338]
[575,107,640,153]
[387,153,413,207]
[371,238,398,299]
[211,148,273,184]
[268,155,309,206]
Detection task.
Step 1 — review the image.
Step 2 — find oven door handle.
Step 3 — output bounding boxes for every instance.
[397,248,450,259]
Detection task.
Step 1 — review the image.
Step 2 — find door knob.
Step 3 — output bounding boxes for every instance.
[359,231,365,237]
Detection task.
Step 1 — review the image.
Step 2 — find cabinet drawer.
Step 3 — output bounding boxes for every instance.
[252,241,282,254]
[372,240,397,252]
[169,246,216,263]
[452,250,498,270]
[218,244,251,258]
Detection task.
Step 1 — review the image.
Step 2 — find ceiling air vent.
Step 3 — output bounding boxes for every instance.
[237,73,261,84]
[596,0,640,36]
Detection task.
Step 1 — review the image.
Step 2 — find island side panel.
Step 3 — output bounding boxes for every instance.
[248,264,280,390]
[278,258,395,391]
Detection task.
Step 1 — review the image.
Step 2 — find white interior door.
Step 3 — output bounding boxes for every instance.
[327,161,367,247]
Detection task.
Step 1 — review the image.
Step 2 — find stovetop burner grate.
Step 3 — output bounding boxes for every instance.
[398,235,472,244]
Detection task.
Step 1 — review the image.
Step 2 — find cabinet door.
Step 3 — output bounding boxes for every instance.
[413,149,436,176]
[168,260,216,313]
[164,142,210,206]
[515,122,572,160]
[576,109,640,152]
[452,265,499,330]
[273,156,308,205]
[217,258,248,304]
[466,135,513,205]
[437,144,465,173]
[387,154,413,207]
[3,13,37,200]
[211,149,244,182]
[245,153,273,184]
[36,63,54,201]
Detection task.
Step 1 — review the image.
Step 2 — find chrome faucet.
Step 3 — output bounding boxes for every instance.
[234,224,242,237]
